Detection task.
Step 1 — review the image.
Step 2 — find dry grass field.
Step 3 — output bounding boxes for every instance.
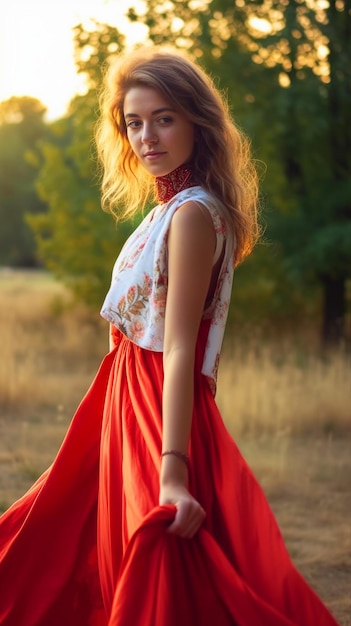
[0,268,350,624]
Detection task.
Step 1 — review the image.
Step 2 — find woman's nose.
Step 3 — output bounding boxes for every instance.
[141,123,158,144]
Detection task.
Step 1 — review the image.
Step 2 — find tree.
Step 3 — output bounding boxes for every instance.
[127,0,351,344]
[0,96,49,266]
[246,0,351,344]
[28,23,135,306]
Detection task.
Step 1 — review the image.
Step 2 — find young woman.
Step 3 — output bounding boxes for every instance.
[0,48,340,626]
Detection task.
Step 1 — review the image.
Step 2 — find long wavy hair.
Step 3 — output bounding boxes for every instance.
[95,46,260,265]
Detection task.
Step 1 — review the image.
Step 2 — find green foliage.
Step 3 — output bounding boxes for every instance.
[127,0,350,341]
[24,5,350,341]
[72,20,125,89]
[0,95,46,128]
[252,0,351,340]
[228,242,321,332]
[28,91,133,306]
[0,96,48,266]
[28,23,134,306]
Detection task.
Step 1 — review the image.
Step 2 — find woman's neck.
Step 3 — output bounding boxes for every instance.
[156,163,197,203]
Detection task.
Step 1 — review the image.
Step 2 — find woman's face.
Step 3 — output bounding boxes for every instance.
[123,86,195,177]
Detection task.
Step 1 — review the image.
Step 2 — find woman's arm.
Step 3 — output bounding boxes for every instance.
[159,200,216,537]
[109,324,114,352]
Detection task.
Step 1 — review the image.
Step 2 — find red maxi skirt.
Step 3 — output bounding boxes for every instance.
[0,322,340,626]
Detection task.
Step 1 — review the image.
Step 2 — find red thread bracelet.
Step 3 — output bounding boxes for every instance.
[160,449,190,467]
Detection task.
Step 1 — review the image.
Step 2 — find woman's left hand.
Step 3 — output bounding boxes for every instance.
[159,483,206,538]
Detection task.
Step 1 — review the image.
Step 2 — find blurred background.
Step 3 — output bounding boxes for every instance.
[0,0,350,346]
[0,2,350,621]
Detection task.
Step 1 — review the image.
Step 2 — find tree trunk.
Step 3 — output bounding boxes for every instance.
[321,275,346,346]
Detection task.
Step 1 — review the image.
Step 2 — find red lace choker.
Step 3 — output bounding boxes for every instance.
[156,163,197,203]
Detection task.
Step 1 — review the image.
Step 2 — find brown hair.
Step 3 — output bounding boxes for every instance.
[95,46,260,265]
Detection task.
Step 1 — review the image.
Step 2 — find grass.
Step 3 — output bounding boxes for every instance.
[218,335,350,437]
[0,268,350,624]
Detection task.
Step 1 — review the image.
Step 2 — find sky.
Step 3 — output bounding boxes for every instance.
[0,0,147,120]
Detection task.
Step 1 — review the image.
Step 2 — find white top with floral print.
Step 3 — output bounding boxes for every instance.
[100,186,235,395]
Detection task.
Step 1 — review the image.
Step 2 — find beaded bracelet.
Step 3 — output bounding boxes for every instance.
[160,449,190,468]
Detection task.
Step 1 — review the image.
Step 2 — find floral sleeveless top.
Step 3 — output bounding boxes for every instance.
[100,186,235,395]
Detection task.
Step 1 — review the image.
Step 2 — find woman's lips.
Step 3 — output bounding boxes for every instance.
[144,152,166,160]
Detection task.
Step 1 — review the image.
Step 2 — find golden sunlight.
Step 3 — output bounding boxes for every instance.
[0,0,146,120]
[249,16,273,35]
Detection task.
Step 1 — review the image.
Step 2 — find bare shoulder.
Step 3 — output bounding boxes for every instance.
[170,200,215,239]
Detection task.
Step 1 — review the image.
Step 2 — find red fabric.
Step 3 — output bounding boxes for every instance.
[0,323,340,625]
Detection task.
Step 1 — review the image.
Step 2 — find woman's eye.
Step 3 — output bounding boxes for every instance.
[126,120,141,129]
[126,117,173,129]
[158,116,173,124]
